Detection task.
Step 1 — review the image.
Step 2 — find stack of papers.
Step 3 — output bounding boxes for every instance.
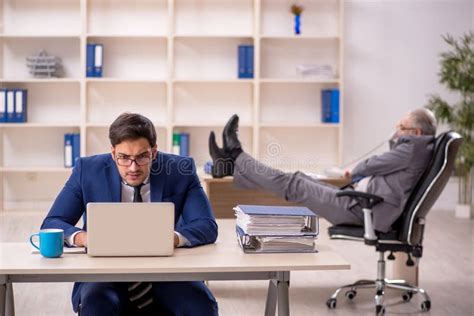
[296,64,335,79]
[234,205,319,253]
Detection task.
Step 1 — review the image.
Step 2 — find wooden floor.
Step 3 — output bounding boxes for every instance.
[0,211,472,316]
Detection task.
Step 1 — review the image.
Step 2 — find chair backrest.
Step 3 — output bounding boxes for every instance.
[396,131,463,246]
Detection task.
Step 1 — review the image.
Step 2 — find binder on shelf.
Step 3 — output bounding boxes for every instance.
[6,90,15,122]
[179,133,190,157]
[64,133,80,168]
[321,89,339,123]
[172,133,181,155]
[245,45,254,79]
[93,44,103,77]
[86,44,95,77]
[237,45,254,79]
[13,89,27,123]
[64,134,73,168]
[72,133,80,167]
[238,45,247,78]
[0,89,6,122]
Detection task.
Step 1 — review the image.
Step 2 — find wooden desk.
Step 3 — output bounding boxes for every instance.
[0,219,350,316]
[203,176,350,218]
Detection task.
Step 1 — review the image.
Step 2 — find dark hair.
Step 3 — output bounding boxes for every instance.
[109,113,157,147]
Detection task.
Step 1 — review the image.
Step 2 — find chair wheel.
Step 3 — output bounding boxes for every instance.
[421,300,431,311]
[326,298,337,309]
[345,289,357,300]
[402,291,413,302]
[376,305,385,315]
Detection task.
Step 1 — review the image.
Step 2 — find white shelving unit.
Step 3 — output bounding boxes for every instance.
[0,0,343,211]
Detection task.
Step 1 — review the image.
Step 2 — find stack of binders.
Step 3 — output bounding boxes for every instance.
[86,43,103,77]
[234,205,319,253]
[0,89,27,123]
[237,45,254,79]
[64,133,80,168]
[172,132,190,157]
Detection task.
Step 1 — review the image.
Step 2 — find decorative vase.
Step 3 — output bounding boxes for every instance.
[294,15,301,35]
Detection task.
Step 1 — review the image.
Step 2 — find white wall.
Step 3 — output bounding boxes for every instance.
[343,0,473,211]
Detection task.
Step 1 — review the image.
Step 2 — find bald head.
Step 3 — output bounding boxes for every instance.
[408,108,437,136]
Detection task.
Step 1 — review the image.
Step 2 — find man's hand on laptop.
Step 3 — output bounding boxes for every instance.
[74,231,87,247]
[174,233,179,247]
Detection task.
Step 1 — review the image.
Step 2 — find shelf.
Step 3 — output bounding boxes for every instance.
[259,122,341,128]
[86,122,167,129]
[174,34,254,39]
[2,0,81,35]
[173,79,253,84]
[260,35,340,40]
[0,78,80,83]
[0,123,80,128]
[86,37,168,79]
[260,0,340,38]
[174,37,253,80]
[0,34,81,39]
[86,34,167,39]
[86,78,167,83]
[260,78,339,84]
[2,37,81,79]
[174,0,253,37]
[173,122,253,128]
[0,167,72,173]
[87,0,168,36]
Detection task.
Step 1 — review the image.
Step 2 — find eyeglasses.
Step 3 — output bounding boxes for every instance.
[396,124,418,132]
[115,153,152,167]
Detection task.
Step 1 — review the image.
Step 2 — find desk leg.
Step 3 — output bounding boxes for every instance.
[264,280,277,316]
[0,282,5,316]
[276,272,290,316]
[5,284,13,316]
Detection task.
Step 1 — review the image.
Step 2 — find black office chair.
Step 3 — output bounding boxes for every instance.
[325,131,463,315]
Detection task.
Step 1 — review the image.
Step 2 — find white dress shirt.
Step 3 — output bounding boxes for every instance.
[66,176,190,247]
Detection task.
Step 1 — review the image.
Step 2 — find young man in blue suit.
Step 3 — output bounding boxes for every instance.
[41,113,219,316]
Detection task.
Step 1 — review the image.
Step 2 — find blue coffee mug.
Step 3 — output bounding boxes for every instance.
[30,229,64,258]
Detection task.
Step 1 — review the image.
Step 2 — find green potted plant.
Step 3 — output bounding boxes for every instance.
[426,31,473,217]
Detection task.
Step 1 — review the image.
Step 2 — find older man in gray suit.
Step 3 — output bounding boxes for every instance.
[209,109,436,233]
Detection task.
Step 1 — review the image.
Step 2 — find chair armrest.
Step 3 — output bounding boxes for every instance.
[336,191,384,245]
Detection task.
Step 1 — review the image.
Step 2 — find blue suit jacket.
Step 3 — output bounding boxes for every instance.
[41,152,218,310]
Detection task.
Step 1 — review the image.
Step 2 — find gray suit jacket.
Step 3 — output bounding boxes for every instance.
[351,135,434,232]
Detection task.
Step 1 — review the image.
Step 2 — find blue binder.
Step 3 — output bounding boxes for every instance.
[321,89,339,123]
[13,89,27,123]
[71,133,80,167]
[238,45,247,78]
[245,45,254,78]
[93,44,103,77]
[179,133,190,157]
[86,44,95,77]
[0,89,6,123]
[64,134,73,168]
[6,90,15,122]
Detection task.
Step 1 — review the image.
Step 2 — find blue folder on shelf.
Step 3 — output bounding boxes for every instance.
[93,44,103,77]
[86,44,95,77]
[0,89,6,122]
[179,133,190,157]
[6,90,15,122]
[13,89,27,123]
[321,89,339,123]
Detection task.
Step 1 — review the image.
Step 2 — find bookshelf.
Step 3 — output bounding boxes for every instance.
[0,0,343,211]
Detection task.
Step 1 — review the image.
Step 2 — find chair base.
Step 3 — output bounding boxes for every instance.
[326,253,431,315]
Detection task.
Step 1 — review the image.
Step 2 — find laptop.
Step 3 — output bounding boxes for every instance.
[86,202,175,257]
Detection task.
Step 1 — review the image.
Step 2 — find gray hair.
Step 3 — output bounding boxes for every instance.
[409,108,437,136]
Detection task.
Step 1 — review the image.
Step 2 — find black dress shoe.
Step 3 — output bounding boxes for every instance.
[209,131,234,178]
[222,114,243,160]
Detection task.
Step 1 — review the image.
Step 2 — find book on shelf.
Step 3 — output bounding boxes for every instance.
[64,133,80,168]
[0,89,27,123]
[234,204,319,253]
[237,45,254,79]
[86,43,103,78]
[321,89,339,123]
[172,132,190,157]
